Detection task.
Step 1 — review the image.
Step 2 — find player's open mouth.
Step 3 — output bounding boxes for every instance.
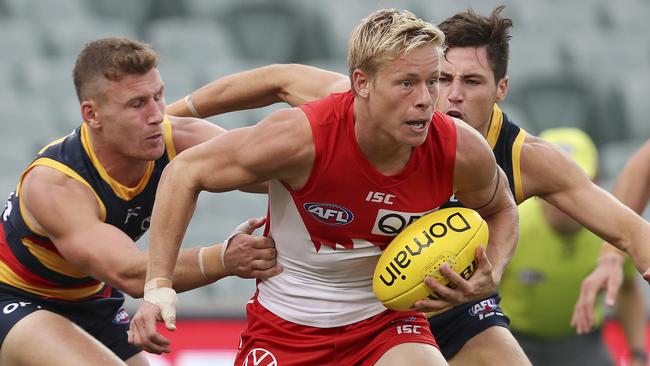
[446,110,463,119]
[146,134,162,141]
[406,119,428,131]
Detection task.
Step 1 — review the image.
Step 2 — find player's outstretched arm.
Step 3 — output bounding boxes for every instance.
[417,120,518,311]
[571,139,650,333]
[522,136,650,276]
[19,166,280,298]
[141,107,314,331]
[166,64,349,117]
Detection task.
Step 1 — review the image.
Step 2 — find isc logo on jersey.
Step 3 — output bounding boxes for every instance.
[304,203,354,225]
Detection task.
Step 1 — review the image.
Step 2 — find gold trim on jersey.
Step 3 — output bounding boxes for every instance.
[162,117,177,160]
[22,237,88,278]
[17,158,107,236]
[80,123,155,201]
[512,129,527,203]
[37,136,67,155]
[0,261,103,300]
[486,104,504,149]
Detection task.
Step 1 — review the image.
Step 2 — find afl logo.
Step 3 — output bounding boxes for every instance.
[304,203,354,226]
[112,307,130,324]
[242,348,277,366]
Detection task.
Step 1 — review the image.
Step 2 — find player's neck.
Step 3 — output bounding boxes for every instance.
[86,134,151,188]
[475,120,491,139]
[353,115,412,175]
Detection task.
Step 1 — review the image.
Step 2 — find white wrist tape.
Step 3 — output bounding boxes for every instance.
[144,277,172,292]
[198,247,208,279]
[184,94,202,118]
[219,218,261,272]
[143,287,177,323]
[219,234,237,269]
[143,277,177,326]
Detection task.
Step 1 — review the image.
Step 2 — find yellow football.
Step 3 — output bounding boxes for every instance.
[373,207,489,311]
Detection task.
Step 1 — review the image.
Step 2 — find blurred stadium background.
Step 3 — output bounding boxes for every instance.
[1,0,649,364]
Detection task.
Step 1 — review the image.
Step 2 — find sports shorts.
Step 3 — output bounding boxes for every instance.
[428,293,510,359]
[0,283,140,361]
[234,295,439,366]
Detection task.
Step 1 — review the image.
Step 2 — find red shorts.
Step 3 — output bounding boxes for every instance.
[234,296,439,366]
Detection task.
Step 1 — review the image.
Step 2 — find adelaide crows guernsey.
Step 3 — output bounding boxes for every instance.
[259,91,457,327]
[442,104,527,209]
[0,119,176,300]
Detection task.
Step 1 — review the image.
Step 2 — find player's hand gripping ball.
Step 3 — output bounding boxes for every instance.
[373,207,488,311]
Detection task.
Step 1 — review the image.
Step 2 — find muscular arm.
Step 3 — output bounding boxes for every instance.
[167,114,267,193]
[520,135,650,274]
[601,140,650,257]
[603,143,650,349]
[452,120,518,284]
[168,115,226,153]
[166,64,350,117]
[146,108,314,283]
[610,140,650,213]
[20,166,239,298]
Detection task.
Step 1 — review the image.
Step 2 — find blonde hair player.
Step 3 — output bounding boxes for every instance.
[164,5,650,366]
[132,9,519,366]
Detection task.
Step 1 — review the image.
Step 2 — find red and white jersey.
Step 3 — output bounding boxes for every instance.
[259,91,457,327]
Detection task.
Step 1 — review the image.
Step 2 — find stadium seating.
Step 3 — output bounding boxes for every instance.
[507,74,599,136]
[618,67,650,139]
[144,18,237,63]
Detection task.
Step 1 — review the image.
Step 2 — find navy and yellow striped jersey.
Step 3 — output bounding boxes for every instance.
[0,118,177,300]
[442,104,527,208]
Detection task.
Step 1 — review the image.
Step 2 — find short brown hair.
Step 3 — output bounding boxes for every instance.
[438,5,512,82]
[73,37,160,102]
[348,8,445,79]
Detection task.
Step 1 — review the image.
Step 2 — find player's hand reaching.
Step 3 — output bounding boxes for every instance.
[222,217,283,279]
[128,301,173,354]
[571,253,625,334]
[129,277,177,354]
[415,245,496,312]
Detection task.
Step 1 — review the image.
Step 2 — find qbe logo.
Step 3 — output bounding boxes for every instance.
[304,202,354,226]
[371,208,437,236]
[242,348,277,366]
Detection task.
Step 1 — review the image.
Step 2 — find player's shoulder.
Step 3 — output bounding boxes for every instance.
[520,133,569,166]
[519,133,584,196]
[167,115,221,134]
[452,117,493,158]
[23,164,91,197]
[257,107,311,138]
[21,163,101,225]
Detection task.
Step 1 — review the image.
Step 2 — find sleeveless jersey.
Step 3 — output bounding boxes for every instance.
[441,104,527,208]
[259,91,457,327]
[0,119,176,301]
[500,198,635,339]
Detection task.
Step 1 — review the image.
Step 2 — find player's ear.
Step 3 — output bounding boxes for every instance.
[351,69,370,98]
[81,101,101,128]
[495,76,508,103]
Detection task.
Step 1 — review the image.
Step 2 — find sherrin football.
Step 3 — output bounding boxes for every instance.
[372,207,489,311]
